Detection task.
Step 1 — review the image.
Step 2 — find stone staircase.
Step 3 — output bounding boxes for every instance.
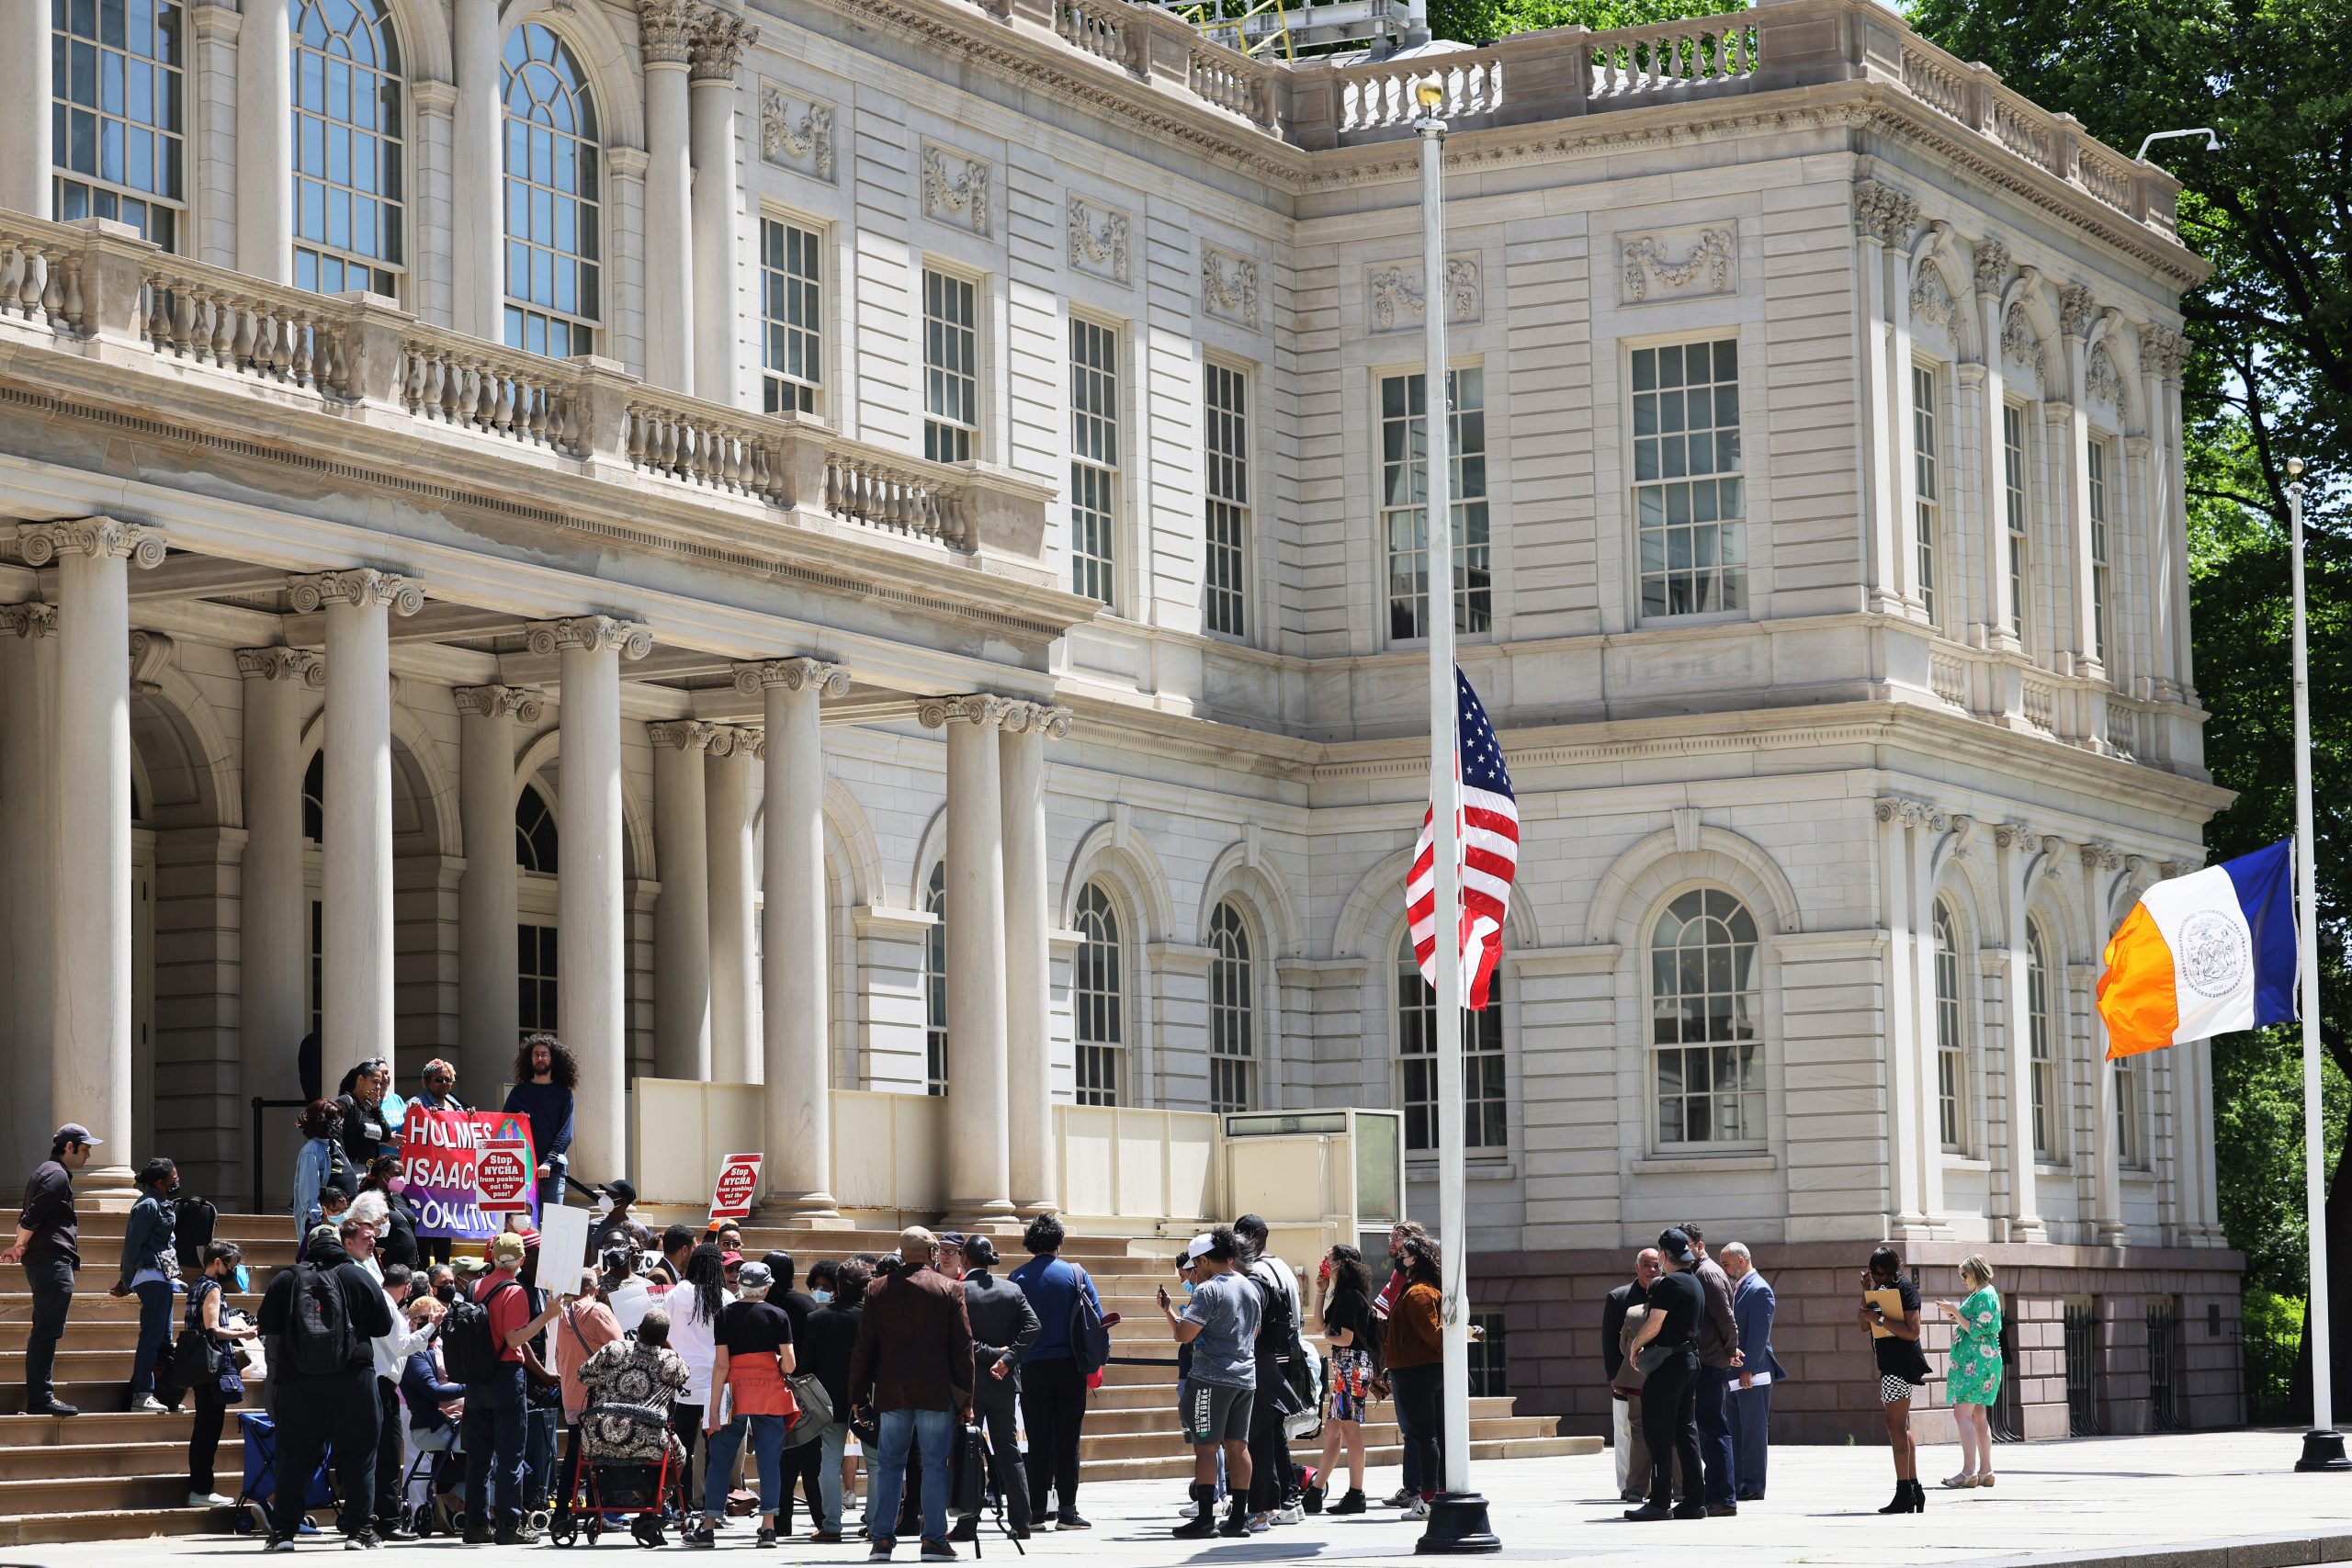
[0,1212,1587,1547]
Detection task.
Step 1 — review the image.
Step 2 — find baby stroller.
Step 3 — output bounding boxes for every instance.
[547,1402,686,1550]
[231,1411,335,1537]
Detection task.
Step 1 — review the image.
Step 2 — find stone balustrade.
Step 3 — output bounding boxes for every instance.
[1586,12,1757,101]
[0,211,1044,566]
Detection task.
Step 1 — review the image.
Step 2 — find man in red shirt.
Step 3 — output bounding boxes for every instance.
[463,1231,567,1544]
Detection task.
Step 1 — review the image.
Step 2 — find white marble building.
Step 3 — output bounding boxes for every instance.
[0,0,2237,1434]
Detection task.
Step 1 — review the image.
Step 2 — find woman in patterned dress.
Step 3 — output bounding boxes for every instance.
[1306,1246,1376,1515]
[1938,1257,2004,1489]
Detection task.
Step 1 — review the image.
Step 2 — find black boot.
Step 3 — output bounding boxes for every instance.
[1303,1483,1326,1515]
[1878,1482,1911,1515]
[1172,1486,1218,1540]
[1909,1479,1927,1512]
[1330,1488,1366,1516]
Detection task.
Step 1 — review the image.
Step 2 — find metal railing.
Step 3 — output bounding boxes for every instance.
[2064,1299,2104,1436]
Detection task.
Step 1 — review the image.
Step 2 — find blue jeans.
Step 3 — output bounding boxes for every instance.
[462,1363,528,1529]
[1694,1364,1737,1506]
[130,1279,175,1396]
[869,1407,953,1547]
[815,1420,854,1535]
[703,1414,786,1518]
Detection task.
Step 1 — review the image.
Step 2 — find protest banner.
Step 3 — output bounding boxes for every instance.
[710,1153,763,1222]
[400,1108,540,1241]
[478,1115,537,1217]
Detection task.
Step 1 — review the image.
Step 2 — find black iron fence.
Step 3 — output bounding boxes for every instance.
[2146,1303,2184,1432]
[2064,1299,2104,1436]
[1990,1314,2024,1442]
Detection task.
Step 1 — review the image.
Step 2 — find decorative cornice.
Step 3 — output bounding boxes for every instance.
[917,694,1017,730]
[1872,795,1949,831]
[1971,236,2010,298]
[2058,282,2098,339]
[688,9,757,80]
[0,602,56,638]
[638,0,697,64]
[649,719,723,752]
[526,616,653,660]
[235,647,325,688]
[453,683,546,723]
[19,518,167,568]
[286,569,424,615]
[733,657,851,698]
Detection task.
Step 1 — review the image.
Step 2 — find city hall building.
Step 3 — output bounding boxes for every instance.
[0,0,2236,1443]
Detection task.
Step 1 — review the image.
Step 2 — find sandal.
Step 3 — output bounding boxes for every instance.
[1939,1472,1978,1489]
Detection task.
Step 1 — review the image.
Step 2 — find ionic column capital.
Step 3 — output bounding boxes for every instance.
[236,647,326,688]
[918,694,1018,730]
[0,602,57,639]
[733,658,850,699]
[454,683,547,723]
[649,719,724,753]
[19,519,167,569]
[704,724,763,759]
[287,569,424,615]
[526,616,653,660]
[1872,795,1949,832]
[1002,701,1074,739]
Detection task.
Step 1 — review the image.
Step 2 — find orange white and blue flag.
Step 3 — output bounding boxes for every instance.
[2096,839,2299,1059]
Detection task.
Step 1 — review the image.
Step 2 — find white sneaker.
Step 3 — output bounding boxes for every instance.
[187,1490,232,1507]
[1275,1504,1304,1526]
[137,1395,169,1414]
[1176,1500,1201,1518]
[1405,1499,1431,1520]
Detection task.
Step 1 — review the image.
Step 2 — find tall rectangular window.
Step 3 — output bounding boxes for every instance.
[1399,935,1507,1151]
[1069,317,1120,604]
[2029,926,2058,1160]
[2005,403,2030,649]
[1912,365,1940,623]
[309,898,324,1036]
[52,0,187,250]
[1381,367,1491,641]
[760,217,822,416]
[1634,339,1744,617]
[922,268,978,463]
[1204,362,1250,638]
[2114,1057,2142,1167]
[2088,439,2111,664]
[1934,902,1965,1154]
[517,921,559,1035]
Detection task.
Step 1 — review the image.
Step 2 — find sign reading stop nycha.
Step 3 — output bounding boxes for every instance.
[710,1153,763,1222]
[475,1114,538,1216]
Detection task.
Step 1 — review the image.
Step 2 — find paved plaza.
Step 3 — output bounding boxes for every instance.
[23,1431,2352,1568]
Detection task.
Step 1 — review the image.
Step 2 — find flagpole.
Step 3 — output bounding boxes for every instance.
[2288,457,2346,1471]
[1411,73,1498,1554]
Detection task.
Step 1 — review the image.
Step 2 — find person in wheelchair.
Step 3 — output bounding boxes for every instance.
[562,1306,692,1536]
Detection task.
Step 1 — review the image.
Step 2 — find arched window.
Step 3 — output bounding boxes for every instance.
[1208,900,1254,1114]
[302,750,324,842]
[1074,883,1123,1107]
[2027,920,2058,1160]
[923,863,947,1097]
[514,783,559,874]
[1396,931,1506,1153]
[1934,899,1966,1153]
[501,22,600,357]
[52,0,187,249]
[291,0,405,299]
[1649,888,1761,1145]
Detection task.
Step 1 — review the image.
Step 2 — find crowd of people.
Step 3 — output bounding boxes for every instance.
[6,1047,2013,1553]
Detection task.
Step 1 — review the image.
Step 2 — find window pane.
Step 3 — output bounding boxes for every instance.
[1650,890,1763,1145]
[1634,337,1744,622]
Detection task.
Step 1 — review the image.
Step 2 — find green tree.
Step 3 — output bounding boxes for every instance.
[1430,0,1724,44]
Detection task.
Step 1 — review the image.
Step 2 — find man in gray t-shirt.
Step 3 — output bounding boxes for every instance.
[1162,1231,1261,1540]
[1182,1268,1260,1391]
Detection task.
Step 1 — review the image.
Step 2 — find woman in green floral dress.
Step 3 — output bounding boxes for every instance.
[1937,1256,2003,1488]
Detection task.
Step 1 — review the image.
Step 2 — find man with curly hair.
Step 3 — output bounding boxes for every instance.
[503,1034,578,1207]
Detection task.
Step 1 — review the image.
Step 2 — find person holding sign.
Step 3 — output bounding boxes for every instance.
[1856,1246,1930,1515]
[503,1034,578,1208]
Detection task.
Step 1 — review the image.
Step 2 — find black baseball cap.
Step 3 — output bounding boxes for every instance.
[52,1122,102,1147]
[1657,1228,1698,1269]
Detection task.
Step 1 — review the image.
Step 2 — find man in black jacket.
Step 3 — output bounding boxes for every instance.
[951,1235,1039,1542]
[256,1218,397,1549]
[762,1249,824,1536]
[2,1124,100,1417]
[1602,1247,1662,1502]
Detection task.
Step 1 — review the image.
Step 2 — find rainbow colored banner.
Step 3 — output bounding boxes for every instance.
[399,1108,539,1241]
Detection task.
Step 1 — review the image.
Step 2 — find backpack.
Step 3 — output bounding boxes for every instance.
[1248,1262,1313,1417]
[441,1279,521,1386]
[1066,1265,1112,1377]
[287,1263,357,1377]
[173,1194,217,1271]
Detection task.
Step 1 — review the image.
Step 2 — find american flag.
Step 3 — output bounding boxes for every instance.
[1408,667,1520,1011]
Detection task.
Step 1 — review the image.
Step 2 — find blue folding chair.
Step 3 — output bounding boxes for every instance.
[231,1411,335,1536]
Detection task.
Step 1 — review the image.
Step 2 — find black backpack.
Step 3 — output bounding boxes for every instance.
[441,1279,521,1385]
[287,1263,356,1376]
[173,1194,218,1271]
[1249,1263,1312,1417]
[1066,1265,1112,1377]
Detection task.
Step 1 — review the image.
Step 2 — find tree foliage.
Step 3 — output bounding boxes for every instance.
[1430,0,1724,48]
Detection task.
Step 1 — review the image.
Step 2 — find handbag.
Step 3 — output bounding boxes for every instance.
[1634,1341,1677,1376]
[781,1371,833,1449]
[171,1325,225,1389]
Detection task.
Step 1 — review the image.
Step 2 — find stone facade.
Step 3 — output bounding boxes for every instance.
[0,0,2239,1438]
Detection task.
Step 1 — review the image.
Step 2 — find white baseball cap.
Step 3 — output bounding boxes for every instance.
[1184,1233,1216,1262]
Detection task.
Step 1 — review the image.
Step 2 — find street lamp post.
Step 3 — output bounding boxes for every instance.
[1411,73,1500,1556]
[2288,457,2348,1472]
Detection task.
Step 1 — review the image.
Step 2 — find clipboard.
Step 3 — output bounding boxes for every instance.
[1865,1287,1905,1337]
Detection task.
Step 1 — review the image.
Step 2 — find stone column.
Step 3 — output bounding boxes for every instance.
[456,684,540,1092]
[688,11,756,407]
[705,728,759,1082]
[650,720,717,1081]
[736,660,844,1220]
[1853,179,1917,616]
[22,521,166,1197]
[1994,823,2050,1242]
[2140,325,2192,700]
[1907,808,1949,1225]
[527,617,651,1186]
[1873,797,1927,1235]
[638,0,695,392]
[1001,703,1069,1215]
[2058,285,2102,682]
[0,0,51,217]
[451,0,504,340]
[1974,241,2019,652]
[235,0,292,281]
[288,570,421,1093]
[925,695,1014,1227]
[0,603,60,1181]
[237,648,322,1143]
[407,80,458,327]
[2080,843,2128,1244]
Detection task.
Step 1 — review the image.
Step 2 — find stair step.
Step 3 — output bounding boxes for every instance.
[0,1505,224,1548]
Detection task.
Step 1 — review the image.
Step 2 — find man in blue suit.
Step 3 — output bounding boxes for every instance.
[1721,1243,1787,1502]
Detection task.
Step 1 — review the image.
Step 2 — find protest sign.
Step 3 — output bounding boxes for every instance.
[710,1153,763,1221]
[537,1201,592,1274]
[477,1116,536,1216]
[401,1109,540,1241]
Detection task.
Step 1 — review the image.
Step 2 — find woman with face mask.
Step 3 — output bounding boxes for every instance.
[358,1156,419,1272]
[184,1240,256,1506]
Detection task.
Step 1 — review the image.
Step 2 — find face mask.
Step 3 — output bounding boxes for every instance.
[1180,1279,1195,1297]
[387,1176,407,1194]
[435,1282,458,1304]
[811,1290,832,1305]
[232,1265,251,1293]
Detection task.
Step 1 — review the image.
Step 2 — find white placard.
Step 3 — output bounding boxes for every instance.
[537,1201,594,1280]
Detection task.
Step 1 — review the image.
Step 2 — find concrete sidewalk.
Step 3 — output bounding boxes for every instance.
[20,1430,2352,1565]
